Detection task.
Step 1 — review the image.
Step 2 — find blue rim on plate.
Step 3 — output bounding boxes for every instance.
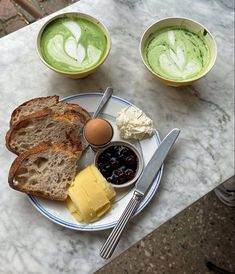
[28,93,163,231]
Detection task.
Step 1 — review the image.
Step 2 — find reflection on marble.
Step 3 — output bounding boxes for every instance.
[0,0,234,273]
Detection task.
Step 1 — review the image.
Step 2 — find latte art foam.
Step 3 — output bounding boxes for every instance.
[40,17,107,72]
[144,28,210,81]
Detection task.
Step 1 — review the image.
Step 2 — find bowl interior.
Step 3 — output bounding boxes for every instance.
[140,17,217,83]
[94,141,144,188]
[37,12,111,75]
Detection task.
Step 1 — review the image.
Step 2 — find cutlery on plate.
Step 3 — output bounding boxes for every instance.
[100,128,180,259]
[81,87,113,151]
[92,87,113,118]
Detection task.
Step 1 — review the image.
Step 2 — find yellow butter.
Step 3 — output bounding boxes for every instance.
[82,187,110,217]
[89,165,116,201]
[65,197,83,222]
[71,166,111,213]
[66,165,116,223]
[69,184,97,222]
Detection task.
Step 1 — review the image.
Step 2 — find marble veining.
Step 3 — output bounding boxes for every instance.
[0,0,234,273]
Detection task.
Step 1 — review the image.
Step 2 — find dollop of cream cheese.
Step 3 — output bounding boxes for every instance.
[116,106,154,140]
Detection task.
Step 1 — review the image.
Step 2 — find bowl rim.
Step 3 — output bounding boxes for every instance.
[139,16,218,84]
[94,140,144,188]
[36,12,111,75]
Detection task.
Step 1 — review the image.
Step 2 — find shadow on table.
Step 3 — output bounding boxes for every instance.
[45,65,114,97]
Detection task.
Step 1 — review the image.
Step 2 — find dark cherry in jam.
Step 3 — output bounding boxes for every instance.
[98,145,138,185]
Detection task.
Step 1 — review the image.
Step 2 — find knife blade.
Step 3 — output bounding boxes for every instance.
[136,128,180,196]
[100,128,180,259]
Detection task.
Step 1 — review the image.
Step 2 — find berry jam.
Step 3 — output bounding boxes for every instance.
[97,145,138,185]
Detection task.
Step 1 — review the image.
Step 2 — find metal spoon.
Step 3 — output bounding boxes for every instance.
[92,87,113,118]
[81,87,113,152]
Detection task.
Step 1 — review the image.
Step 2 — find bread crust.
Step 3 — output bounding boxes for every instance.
[6,108,85,155]
[6,95,91,201]
[10,96,91,127]
[6,109,52,154]
[58,102,90,122]
[10,95,59,127]
[8,143,82,201]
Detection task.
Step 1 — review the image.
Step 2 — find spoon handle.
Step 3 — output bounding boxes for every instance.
[92,87,113,118]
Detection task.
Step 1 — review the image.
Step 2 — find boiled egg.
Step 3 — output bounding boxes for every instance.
[83,118,113,146]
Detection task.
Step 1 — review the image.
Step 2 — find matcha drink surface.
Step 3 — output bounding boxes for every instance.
[40,17,107,72]
[144,27,210,81]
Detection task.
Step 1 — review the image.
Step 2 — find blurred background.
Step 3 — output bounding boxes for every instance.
[0,0,78,38]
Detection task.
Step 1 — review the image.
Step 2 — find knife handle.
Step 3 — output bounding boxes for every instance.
[100,191,143,259]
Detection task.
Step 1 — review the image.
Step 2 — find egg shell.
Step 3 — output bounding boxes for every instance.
[84,118,113,146]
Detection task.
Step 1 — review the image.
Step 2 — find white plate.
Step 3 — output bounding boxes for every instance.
[28,93,163,231]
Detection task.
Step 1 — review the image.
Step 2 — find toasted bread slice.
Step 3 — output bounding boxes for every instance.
[10,96,91,127]
[8,143,81,201]
[10,95,59,126]
[6,108,85,155]
[50,102,90,123]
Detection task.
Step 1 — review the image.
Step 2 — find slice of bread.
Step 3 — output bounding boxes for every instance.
[50,102,90,123]
[10,96,91,127]
[8,143,82,201]
[6,108,85,155]
[10,95,59,126]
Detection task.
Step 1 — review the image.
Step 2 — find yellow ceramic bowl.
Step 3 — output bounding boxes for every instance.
[140,17,217,87]
[37,12,111,79]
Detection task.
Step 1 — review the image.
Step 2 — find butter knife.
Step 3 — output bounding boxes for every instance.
[100,128,180,259]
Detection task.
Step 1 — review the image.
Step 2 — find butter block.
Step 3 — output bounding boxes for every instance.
[89,165,116,201]
[66,165,116,223]
[69,184,97,222]
[65,197,83,222]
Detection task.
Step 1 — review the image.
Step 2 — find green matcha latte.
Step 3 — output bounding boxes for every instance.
[143,27,210,81]
[40,17,107,72]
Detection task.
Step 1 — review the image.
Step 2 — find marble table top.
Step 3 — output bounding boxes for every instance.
[0,0,234,273]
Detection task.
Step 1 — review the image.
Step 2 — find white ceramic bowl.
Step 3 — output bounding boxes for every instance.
[94,141,144,188]
[140,17,217,87]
